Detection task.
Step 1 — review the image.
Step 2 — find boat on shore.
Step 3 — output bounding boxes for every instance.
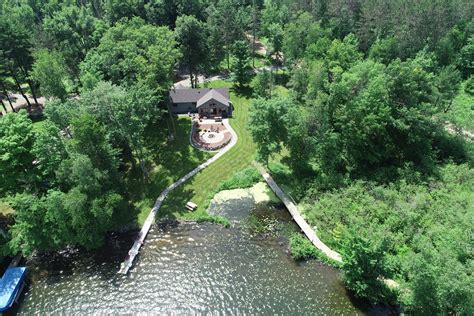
[0,255,27,312]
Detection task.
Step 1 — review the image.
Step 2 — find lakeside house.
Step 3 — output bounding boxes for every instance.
[169,88,233,118]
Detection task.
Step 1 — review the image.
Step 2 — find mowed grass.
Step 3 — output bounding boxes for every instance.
[31,118,48,134]
[121,117,213,226]
[127,78,289,225]
[158,80,258,220]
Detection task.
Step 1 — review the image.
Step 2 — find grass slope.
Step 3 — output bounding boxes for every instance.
[126,78,289,226]
[159,80,257,220]
[120,117,213,226]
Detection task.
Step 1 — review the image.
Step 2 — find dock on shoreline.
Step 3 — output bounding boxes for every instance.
[119,119,238,274]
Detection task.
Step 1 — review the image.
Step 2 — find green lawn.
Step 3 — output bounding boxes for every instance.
[158,80,258,220]
[118,117,213,227]
[252,54,271,69]
[217,53,271,74]
[125,78,289,226]
[32,119,47,131]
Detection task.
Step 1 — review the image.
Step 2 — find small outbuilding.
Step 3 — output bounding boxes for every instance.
[169,88,232,118]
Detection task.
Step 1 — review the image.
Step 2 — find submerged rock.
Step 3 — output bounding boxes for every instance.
[207,182,279,223]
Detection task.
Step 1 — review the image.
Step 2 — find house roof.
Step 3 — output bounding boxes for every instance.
[196,89,229,108]
[170,88,230,104]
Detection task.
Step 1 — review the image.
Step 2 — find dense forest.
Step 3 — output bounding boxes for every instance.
[0,0,473,314]
[247,1,474,314]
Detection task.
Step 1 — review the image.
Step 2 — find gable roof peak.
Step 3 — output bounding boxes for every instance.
[196,89,229,108]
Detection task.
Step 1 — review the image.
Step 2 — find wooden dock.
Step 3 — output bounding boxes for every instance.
[119,119,238,274]
[254,162,403,289]
[253,162,343,263]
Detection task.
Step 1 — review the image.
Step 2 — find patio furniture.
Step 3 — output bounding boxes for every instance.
[186,202,198,211]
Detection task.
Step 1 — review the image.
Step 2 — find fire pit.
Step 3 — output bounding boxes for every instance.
[201,131,224,144]
[192,120,232,151]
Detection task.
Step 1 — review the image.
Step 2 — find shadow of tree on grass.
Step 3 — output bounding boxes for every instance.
[123,115,212,226]
[232,84,254,99]
[157,182,197,220]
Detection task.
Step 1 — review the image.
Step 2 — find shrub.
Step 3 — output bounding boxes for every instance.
[193,212,230,228]
[289,232,319,260]
[341,231,397,304]
[465,76,474,95]
[301,164,473,312]
[217,167,261,191]
[288,233,346,268]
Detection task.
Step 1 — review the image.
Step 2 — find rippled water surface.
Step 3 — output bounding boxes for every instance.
[15,217,369,314]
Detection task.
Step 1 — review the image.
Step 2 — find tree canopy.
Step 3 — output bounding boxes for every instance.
[31,50,70,100]
[0,1,473,314]
[175,15,209,87]
[80,17,179,92]
[0,111,36,195]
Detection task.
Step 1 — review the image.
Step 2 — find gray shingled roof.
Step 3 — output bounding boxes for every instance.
[196,89,229,108]
[170,88,230,104]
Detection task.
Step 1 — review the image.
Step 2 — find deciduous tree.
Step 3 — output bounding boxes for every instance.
[80,82,160,179]
[0,111,37,195]
[43,5,106,81]
[248,96,290,163]
[457,35,474,78]
[80,17,178,92]
[31,50,69,100]
[31,121,68,185]
[253,69,274,98]
[175,15,209,88]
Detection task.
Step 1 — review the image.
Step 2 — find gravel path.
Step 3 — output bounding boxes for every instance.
[173,74,228,89]
[445,122,474,141]
[0,93,45,114]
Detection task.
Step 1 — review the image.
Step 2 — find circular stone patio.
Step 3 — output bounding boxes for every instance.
[192,119,233,151]
[200,131,225,144]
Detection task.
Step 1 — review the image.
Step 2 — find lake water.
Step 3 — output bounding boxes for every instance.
[13,207,380,314]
